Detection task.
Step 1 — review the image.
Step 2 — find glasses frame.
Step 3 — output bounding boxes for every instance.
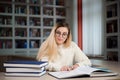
[55,31,68,39]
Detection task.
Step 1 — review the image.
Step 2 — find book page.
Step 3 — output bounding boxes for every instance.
[48,66,100,78]
[91,71,118,77]
[48,66,118,78]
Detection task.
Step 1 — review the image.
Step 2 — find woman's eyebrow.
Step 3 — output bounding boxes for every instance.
[56,30,68,33]
[63,32,68,34]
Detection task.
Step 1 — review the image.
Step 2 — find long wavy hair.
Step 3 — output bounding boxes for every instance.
[36,22,72,62]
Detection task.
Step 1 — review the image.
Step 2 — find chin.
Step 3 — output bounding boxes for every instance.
[57,42,64,45]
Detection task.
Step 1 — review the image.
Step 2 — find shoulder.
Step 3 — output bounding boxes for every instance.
[70,41,78,47]
[69,41,82,52]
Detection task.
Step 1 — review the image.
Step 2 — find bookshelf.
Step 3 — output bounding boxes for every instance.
[0,0,68,57]
[105,0,120,61]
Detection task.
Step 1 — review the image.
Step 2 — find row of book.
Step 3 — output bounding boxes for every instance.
[0,40,12,49]
[3,60,48,77]
[107,36,118,48]
[0,17,12,25]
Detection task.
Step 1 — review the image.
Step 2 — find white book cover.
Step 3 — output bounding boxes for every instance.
[5,70,46,77]
[6,67,45,72]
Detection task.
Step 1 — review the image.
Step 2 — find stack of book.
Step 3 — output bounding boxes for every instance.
[3,60,48,77]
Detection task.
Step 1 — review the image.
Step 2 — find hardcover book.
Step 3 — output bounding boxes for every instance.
[5,67,45,72]
[4,60,48,68]
[4,60,48,77]
[48,66,118,79]
[5,70,46,77]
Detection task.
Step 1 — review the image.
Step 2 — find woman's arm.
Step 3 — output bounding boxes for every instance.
[72,42,92,67]
[40,56,61,71]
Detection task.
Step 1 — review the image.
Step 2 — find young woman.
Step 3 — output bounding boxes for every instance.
[36,22,91,71]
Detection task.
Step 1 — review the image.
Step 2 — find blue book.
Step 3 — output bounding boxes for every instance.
[5,70,46,77]
[4,60,48,68]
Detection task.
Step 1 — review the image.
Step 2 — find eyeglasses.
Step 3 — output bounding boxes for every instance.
[55,31,68,39]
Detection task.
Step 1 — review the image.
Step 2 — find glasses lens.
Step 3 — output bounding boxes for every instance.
[62,33,68,38]
[55,31,68,38]
[56,31,61,36]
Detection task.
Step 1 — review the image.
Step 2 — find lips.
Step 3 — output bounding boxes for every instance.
[57,38,63,41]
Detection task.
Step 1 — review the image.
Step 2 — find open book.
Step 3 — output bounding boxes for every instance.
[48,66,118,79]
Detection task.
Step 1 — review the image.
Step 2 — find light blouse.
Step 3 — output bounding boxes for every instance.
[41,41,92,71]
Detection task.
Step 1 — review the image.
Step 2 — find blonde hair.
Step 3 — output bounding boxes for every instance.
[36,22,72,61]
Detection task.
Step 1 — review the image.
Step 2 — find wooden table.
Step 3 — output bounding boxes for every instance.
[0,59,120,80]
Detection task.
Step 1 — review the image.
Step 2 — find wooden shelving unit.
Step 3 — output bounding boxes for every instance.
[105,0,120,61]
[0,0,68,57]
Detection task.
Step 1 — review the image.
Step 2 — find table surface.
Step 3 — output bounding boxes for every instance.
[0,59,120,80]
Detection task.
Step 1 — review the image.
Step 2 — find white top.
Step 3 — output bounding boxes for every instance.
[41,41,92,71]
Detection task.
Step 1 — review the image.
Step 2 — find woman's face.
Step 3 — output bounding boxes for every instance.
[55,27,68,45]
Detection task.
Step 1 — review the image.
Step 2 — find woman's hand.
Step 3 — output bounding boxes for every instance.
[60,64,79,71]
[60,66,72,71]
[71,64,79,70]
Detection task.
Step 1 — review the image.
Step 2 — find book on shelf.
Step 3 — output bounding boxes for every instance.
[4,60,48,68]
[48,66,118,79]
[5,70,46,77]
[5,67,45,72]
